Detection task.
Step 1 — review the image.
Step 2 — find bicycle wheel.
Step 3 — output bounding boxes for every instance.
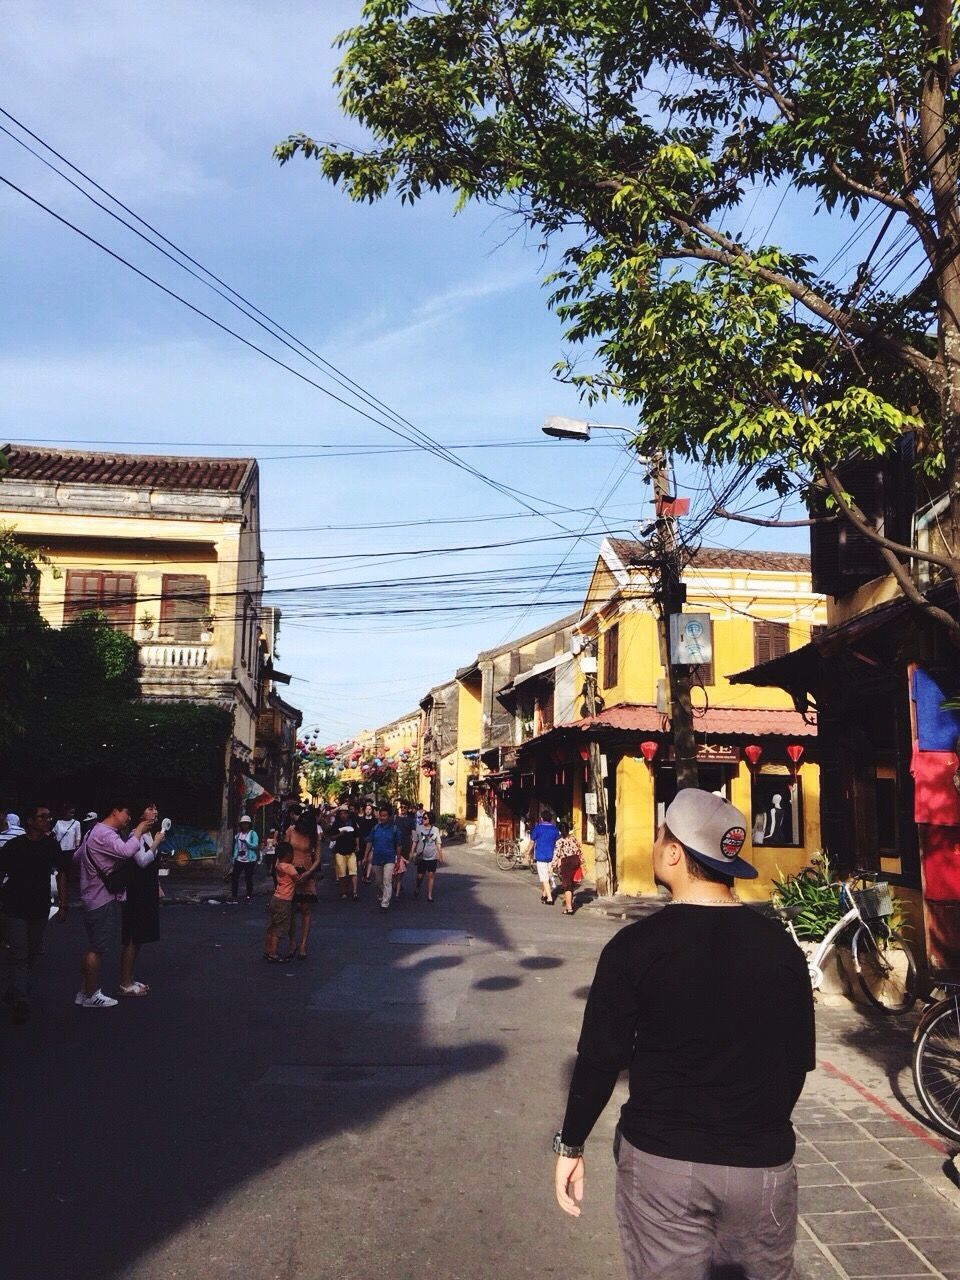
[495,841,517,871]
[913,1000,960,1142]
[852,924,917,1014]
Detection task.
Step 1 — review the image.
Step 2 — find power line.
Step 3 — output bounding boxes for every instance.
[0,153,571,522]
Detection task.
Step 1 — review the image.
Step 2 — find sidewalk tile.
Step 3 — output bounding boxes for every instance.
[799,1164,847,1187]
[878,1137,944,1158]
[856,1181,945,1212]
[794,1240,846,1280]
[883,1201,960,1236]
[908,1239,960,1272]
[813,1141,897,1162]
[832,1159,913,1183]
[829,1242,935,1275]
[858,1120,918,1139]
[797,1122,868,1141]
[804,1211,897,1244]
[800,1185,873,1213]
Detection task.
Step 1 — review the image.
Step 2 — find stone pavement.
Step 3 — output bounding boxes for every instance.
[791,1006,960,1280]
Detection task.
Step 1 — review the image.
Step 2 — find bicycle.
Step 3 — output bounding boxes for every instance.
[774,873,917,1015]
[495,836,532,872]
[912,982,960,1142]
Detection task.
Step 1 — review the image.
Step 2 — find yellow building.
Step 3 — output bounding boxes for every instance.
[0,444,271,850]
[516,539,827,899]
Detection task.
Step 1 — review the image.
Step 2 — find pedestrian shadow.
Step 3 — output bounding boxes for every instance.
[0,850,517,1280]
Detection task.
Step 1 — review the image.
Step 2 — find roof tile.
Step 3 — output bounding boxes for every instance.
[607,536,810,575]
[1,444,254,494]
[561,702,816,737]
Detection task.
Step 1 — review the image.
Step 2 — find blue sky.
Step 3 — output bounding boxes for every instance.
[0,2,822,741]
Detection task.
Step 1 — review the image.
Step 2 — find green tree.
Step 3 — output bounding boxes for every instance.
[278,1,960,635]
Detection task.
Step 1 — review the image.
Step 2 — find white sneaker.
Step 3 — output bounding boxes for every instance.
[81,989,118,1008]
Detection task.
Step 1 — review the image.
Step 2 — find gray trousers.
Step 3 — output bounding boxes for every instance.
[614,1132,797,1280]
[2,914,48,1002]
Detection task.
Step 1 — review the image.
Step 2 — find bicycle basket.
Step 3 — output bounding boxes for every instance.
[853,882,893,920]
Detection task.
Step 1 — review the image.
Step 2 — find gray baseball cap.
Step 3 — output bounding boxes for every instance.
[664,789,757,879]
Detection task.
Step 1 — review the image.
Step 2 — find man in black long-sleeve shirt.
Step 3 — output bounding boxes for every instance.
[554,789,815,1280]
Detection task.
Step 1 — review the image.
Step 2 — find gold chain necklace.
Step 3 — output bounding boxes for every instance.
[668,894,742,907]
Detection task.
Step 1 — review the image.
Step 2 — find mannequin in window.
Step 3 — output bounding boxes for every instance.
[766,793,787,844]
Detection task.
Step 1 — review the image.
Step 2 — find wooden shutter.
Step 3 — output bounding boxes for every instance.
[603,623,620,689]
[160,574,210,642]
[64,571,104,624]
[753,620,789,666]
[63,570,136,632]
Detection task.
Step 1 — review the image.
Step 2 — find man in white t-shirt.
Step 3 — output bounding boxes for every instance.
[53,806,82,857]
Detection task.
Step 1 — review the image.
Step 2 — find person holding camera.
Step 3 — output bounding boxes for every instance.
[76,800,158,1009]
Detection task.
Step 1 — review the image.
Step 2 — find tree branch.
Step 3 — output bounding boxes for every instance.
[665,220,943,387]
[714,507,838,528]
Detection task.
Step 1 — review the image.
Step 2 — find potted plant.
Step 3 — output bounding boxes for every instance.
[200,612,216,643]
[138,611,156,641]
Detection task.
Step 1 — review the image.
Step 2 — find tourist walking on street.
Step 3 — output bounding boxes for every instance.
[263,840,299,962]
[363,806,400,910]
[356,801,376,880]
[412,811,443,902]
[260,827,278,878]
[119,817,170,997]
[525,808,560,905]
[53,805,82,859]
[393,801,416,899]
[0,803,68,1024]
[330,804,360,900]
[287,808,321,958]
[229,814,259,903]
[553,789,815,1280]
[77,802,158,1008]
[551,822,583,916]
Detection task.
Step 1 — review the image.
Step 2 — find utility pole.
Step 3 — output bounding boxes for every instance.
[581,658,612,895]
[650,452,699,790]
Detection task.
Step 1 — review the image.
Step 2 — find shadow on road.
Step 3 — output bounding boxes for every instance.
[0,855,514,1279]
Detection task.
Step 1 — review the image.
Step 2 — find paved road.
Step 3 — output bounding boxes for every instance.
[2,846,959,1280]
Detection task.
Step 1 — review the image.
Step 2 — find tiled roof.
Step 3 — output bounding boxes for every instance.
[606,536,810,575]
[560,702,817,738]
[1,444,255,493]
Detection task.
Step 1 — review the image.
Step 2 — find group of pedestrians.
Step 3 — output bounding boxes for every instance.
[0,799,168,1021]
[261,798,444,962]
[523,808,584,914]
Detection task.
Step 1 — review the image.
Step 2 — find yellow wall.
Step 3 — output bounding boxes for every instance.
[595,603,825,711]
[612,757,820,899]
[455,679,483,821]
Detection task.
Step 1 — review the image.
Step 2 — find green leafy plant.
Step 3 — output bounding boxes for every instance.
[772,855,843,941]
[438,813,465,840]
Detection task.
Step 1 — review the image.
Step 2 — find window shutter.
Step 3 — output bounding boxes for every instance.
[754,621,789,666]
[160,575,210,642]
[63,571,136,632]
[603,623,620,690]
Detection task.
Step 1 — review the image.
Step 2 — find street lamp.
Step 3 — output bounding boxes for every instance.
[542,413,700,796]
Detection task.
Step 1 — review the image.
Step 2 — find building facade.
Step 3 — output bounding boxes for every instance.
[0,444,294,853]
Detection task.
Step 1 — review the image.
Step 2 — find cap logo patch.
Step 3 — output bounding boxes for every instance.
[721,826,746,860]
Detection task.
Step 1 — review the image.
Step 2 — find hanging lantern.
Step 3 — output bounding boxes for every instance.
[579,747,590,762]
[744,744,763,768]
[639,740,659,765]
[786,744,804,765]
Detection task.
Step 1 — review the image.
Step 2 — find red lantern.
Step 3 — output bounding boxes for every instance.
[786,744,804,764]
[744,744,763,767]
[579,747,590,762]
[639,740,659,764]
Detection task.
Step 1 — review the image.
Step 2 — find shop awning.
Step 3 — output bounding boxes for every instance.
[498,652,573,699]
[555,702,816,738]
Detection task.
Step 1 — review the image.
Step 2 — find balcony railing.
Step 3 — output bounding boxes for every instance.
[140,642,210,670]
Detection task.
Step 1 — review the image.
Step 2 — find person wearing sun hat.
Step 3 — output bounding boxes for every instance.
[553,788,815,1280]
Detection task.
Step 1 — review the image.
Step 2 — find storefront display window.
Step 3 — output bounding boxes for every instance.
[751,772,803,847]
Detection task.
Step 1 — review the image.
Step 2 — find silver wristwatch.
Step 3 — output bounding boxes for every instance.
[553,1132,584,1158]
